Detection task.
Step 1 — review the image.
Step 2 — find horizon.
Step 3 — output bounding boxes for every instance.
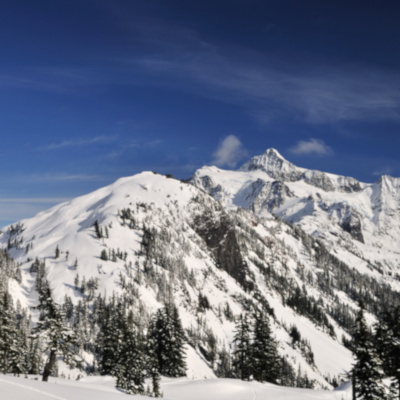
[1,1,400,226]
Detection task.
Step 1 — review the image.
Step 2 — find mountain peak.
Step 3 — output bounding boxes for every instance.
[236,148,364,193]
[239,148,300,181]
[263,148,286,160]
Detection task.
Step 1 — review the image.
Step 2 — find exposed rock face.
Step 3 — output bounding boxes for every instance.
[336,176,362,193]
[240,148,362,193]
[300,170,335,192]
[247,179,294,214]
[192,210,253,292]
[341,214,364,243]
[333,203,365,243]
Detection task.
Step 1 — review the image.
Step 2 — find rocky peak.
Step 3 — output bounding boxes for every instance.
[239,148,302,182]
[239,148,362,193]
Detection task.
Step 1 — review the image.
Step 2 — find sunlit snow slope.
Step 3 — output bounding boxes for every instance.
[0,375,352,400]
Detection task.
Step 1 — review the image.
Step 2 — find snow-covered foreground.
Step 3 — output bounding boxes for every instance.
[0,375,352,400]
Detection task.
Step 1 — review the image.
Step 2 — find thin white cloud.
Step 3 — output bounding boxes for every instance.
[2,18,399,127]
[131,21,400,125]
[289,139,332,156]
[105,139,162,159]
[0,197,69,204]
[0,197,70,228]
[8,173,103,183]
[212,135,247,168]
[32,173,102,182]
[372,166,393,177]
[39,135,117,151]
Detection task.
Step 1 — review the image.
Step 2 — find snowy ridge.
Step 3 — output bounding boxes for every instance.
[239,148,362,193]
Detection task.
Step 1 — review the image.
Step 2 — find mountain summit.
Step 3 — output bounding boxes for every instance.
[239,148,362,193]
[240,148,299,177]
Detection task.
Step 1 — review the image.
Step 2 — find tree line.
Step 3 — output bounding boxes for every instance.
[351,302,400,400]
[0,273,186,397]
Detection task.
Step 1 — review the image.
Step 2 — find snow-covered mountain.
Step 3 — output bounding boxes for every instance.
[1,149,400,391]
[192,148,400,277]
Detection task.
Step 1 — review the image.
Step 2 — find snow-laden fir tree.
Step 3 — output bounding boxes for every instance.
[232,314,252,381]
[149,303,186,377]
[252,310,280,383]
[97,299,126,376]
[0,290,22,374]
[146,318,162,397]
[388,308,400,400]
[115,320,146,395]
[375,307,400,400]
[166,304,187,377]
[352,302,385,400]
[32,281,81,381]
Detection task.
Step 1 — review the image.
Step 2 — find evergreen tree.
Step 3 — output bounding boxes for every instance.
[100,249,108,261]
[32,282,80,381]
[252,310,280,383]
[232,314,252,381]
[26,337,41,375]
[146,318,162,397]
[115,323,146,395]
[216,346,232,378]
[151,368,162,398]
[166,305,187,377]
[55,245,60,259]
[352,303,385,400]
[149,304,186,377]
[94,220,103,239]
[376,307,400,400]
[0,291,21,374]
[96,298,148,395]
[97,300,125,375]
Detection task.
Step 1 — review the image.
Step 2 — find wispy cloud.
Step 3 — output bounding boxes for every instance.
[372,166,394,177]
[0,66,108,94]
[289,138,332,156]
[105,139,162,159]
[33,173,102,182]
[38,135,117,151]
[3,18,399,127]
[212,135,247,168]
[3,15,399,128]
[0,197,69,228]
[129,21,400,126]
[140,54,400,125]
[9,173,103,183]
[0,197,69,204]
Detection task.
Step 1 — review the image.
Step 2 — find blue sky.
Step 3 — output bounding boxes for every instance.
[1,0,400,227]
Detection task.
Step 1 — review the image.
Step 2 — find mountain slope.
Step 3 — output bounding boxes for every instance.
[0,169,361,388]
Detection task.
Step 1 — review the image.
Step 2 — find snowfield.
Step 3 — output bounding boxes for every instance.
[0,375,352,400]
